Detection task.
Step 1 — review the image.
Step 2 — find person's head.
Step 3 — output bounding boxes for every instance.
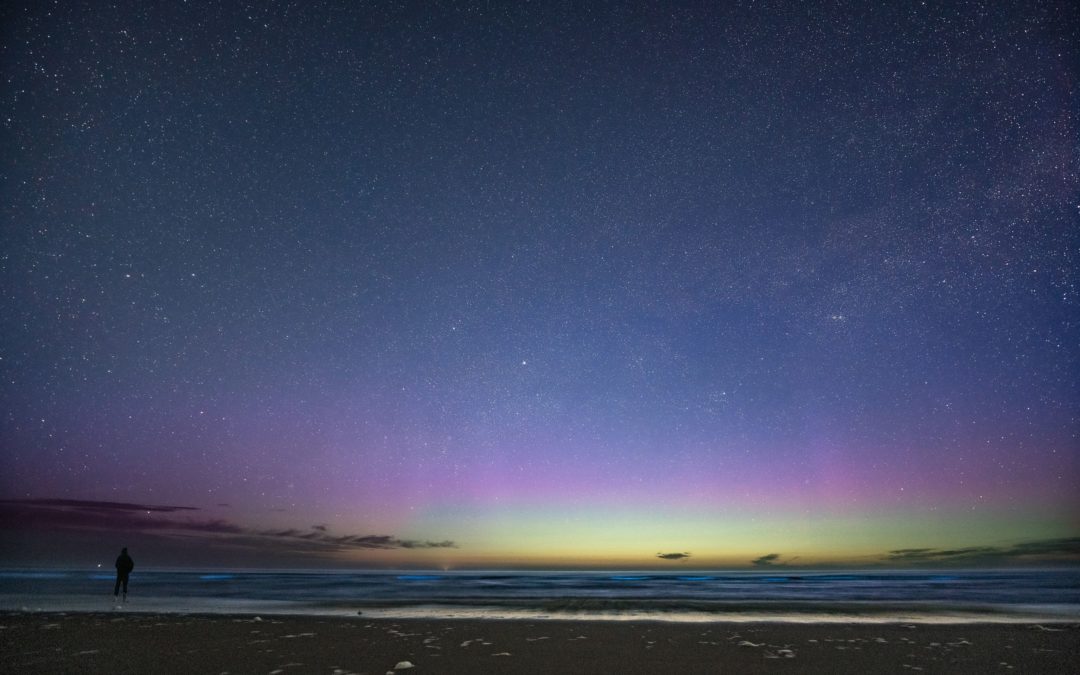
[121,547,128,554]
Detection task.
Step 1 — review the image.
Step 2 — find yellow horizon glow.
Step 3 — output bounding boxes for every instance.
[330,504,1079,569]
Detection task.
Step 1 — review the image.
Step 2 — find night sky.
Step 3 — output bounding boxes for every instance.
[2,1,1078,569]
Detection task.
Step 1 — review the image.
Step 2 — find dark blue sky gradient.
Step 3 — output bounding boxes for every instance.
[2,0,1077,567]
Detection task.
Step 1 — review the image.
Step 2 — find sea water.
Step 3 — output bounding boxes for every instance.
[2,569,1078,623]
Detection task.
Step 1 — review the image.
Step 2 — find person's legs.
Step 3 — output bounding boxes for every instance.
[121,573,129,599]
[114,574,121,597]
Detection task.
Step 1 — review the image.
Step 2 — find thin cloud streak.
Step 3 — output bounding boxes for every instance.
[0,498,455,554]
[1,498,199,513]
[886,538,1080,565]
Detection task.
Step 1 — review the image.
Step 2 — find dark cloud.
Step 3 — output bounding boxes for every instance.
[1008,538,1080,557]
[0,499,206,532]
[0,498,199,513]
[0,499,455,555]
[751,553,782,567]
[885,538,1080,565]
[656,552,691,560]
[887,548,936,559]
[401,539,455,549]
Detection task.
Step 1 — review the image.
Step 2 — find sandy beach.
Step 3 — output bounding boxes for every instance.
[2,612,1077,674]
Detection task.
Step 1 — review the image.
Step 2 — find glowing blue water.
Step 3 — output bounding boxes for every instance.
[2,568,1078,615]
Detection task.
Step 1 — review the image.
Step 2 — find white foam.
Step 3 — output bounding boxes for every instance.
[2,594,1076,624]
[348,604,1079,624]
[0,594,357,617]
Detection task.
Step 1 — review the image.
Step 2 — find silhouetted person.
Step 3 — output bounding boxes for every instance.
[114,547,134,601]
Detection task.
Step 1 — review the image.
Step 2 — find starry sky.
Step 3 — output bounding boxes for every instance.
[2,0,1078,570]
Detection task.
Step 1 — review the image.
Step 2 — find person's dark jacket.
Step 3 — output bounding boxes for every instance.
[115,552,134,575]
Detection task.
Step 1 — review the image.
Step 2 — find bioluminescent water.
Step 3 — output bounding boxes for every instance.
[3,568,1078,622]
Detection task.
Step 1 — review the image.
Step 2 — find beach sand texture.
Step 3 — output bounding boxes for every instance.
[2,613,1078,674]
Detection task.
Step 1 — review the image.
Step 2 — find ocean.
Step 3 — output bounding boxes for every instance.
[2,569,1078,623]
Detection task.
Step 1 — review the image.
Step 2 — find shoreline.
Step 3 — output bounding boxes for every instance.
[4,596,1080,625]
[2,611,1078,674]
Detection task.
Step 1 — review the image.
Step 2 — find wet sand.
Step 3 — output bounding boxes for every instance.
[2,612,1077,674]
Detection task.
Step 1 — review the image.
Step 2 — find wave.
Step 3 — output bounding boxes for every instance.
[3,568,1078,615]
